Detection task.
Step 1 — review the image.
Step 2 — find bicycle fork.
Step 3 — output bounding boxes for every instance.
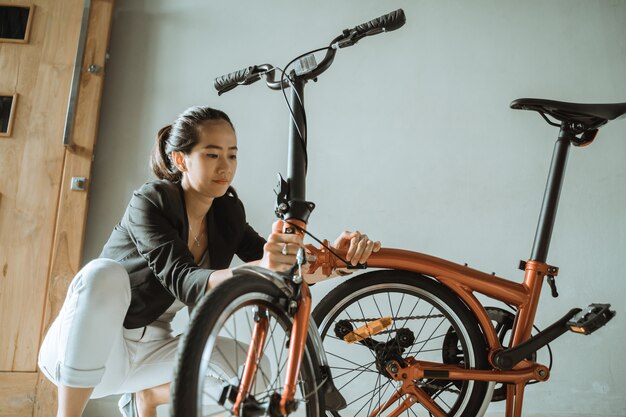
[232,281,313,417]
[233,308,270,416]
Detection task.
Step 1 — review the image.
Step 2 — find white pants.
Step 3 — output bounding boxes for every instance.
[38,259,267,400]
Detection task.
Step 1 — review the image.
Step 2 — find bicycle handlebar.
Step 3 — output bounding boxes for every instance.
[214,9,405,95]
[334,9,406,48]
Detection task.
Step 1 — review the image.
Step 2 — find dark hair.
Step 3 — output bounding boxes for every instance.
[150,106,235,181]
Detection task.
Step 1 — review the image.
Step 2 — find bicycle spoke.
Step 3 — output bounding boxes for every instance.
[434,387,453,410]
[401,297,420,332]
[367,371,385,417]
[337,360,379,391]
[372,294,394,346]
[373,379,398,416]
[265,321,288,399]
[412,305,434,347]
[220,323,249,358]
[326,350,375,370]
[214,344,239,377]
[346,379,393,410]
[406,333,447,358]
[330,363,378,379]
[412,317,446,357]
[268,330,289,393]
[386,292,404,354]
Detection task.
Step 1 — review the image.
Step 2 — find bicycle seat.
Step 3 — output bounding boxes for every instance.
[511,98,626,128]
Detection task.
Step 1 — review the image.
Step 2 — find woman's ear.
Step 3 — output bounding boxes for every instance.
[170,151,187,172]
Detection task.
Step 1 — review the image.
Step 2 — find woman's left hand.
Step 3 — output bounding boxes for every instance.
[333,231,381,266]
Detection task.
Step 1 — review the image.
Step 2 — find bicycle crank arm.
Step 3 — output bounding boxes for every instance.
[493,304,615,370]
[493,308,579,370]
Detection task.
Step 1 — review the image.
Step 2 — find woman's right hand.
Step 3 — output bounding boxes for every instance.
[259,220,304,272]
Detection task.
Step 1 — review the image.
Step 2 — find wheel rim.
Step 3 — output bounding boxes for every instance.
[318,283,479,417]
[196,292,319,417]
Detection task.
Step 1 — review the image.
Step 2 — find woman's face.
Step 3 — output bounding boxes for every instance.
[179,119,238,199]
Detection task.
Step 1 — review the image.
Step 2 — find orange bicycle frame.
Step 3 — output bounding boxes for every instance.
[306,244,556,417]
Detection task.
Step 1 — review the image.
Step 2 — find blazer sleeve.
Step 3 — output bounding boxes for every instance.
[235,199,266,262]
[123,187,211,306]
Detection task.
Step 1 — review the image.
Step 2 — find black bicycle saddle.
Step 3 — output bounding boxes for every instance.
[511,98,626,128]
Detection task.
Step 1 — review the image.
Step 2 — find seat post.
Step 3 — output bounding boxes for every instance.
[530,127,572,262]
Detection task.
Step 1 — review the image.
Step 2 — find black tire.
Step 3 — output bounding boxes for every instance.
[312,270,492,417]
[172,274,324,417]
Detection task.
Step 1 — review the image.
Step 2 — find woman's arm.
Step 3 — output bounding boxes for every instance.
[206,220,303,290]
[207,223,381,288]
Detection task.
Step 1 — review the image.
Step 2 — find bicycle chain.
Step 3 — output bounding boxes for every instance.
[344,314,444,323]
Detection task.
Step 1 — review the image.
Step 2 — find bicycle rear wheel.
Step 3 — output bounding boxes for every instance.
[172,274,324,417]
[312,270,492,417]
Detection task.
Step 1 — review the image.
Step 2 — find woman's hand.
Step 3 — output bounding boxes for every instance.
[259,220,304,272]
[333,230,381,266]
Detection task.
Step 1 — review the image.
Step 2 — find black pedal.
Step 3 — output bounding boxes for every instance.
[566,304,615,335]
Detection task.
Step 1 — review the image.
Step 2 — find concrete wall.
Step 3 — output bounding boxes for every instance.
[82,1,626,416]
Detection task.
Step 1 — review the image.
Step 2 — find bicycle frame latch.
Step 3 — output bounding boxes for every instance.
[520,260,559,297]
[274,173,289,217]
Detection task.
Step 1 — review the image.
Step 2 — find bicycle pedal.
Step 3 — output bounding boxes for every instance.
[566,303,615,335]
[343,316,393,343]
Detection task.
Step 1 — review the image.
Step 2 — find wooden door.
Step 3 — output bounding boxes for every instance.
[0,1,114,415]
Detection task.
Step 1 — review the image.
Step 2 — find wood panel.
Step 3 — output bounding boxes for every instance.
[0,0,115,415]
[34,0,116,415]
[0,0,82,373]
[0,372,38,417]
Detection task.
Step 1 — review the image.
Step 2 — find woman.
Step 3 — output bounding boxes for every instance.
[38,106,380,417]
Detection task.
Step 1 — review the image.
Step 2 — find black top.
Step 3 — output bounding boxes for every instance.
[99,180,266,329]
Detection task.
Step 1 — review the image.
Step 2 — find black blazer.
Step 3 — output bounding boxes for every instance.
[99,180,266,329]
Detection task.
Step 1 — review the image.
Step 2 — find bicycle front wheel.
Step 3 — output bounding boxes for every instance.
[312,270,492,417]
[172,274,324,417]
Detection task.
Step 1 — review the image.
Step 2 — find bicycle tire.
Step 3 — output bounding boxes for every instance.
[312,270,493,417]
[172,274,324,417]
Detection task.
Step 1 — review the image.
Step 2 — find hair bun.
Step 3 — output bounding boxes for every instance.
[157,125,173,142]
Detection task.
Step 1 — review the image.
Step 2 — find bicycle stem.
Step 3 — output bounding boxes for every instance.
[286,76,307,203]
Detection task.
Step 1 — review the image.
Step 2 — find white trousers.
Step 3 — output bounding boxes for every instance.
[38,259,266,400]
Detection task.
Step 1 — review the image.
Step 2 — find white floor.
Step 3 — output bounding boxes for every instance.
[83,396,623,417]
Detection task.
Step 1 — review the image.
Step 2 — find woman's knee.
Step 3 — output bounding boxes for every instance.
[76,259,130,303]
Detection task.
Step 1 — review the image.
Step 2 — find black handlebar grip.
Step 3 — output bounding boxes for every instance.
[214,66,256,94]
[353,9,406,35]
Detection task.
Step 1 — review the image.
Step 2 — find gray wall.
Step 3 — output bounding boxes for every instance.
[83,1,626,416]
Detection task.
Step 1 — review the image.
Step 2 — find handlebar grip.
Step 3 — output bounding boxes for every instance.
[214,66,258,95]
[353,9,406,35]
